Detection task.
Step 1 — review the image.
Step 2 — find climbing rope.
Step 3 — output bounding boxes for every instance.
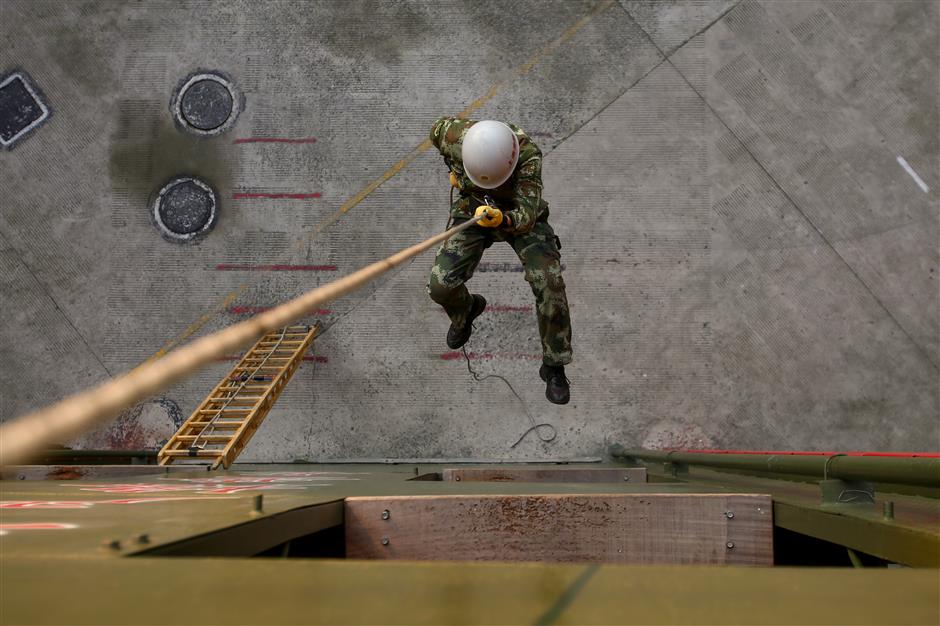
[0,214,488,467]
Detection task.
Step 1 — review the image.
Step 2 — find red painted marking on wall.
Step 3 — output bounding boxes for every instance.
[228,306,332,315]
[215,264,337,271]
[440,351,542,361]
[233,192,322,200]
[234,137,317,144]
[215,355,328,363]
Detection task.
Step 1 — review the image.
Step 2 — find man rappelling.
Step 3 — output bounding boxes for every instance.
[427,117,572,404]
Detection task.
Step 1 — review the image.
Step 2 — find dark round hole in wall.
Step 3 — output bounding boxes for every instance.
[153,177,217,242]
[181,80,234,131]
[171,72,241,137]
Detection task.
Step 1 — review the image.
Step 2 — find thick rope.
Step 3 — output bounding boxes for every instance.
[0,215,486,466]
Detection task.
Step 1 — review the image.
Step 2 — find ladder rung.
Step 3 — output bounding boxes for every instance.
[203,406,259,411]
[219,385,271,391]
[238,356,294,367]
[208,395,263,400]
[161,450,224,458]
[173,435,233,442]
[244,348,295,359]
[207,395,261,400]
[182,421,244,429]
[204,404,259,410]
[231,366,283,371]
[198,405,253,410]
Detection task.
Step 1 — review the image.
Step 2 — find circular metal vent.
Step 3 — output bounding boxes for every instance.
[153,176,218,242]
[171,72,241,136]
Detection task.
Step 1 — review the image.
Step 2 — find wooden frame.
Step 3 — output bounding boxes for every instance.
[346,494,773,565]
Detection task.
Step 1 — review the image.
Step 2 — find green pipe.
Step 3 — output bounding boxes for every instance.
[611,446,940,488]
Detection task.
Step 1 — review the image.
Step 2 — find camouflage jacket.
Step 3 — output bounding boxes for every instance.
[429,116,547,233]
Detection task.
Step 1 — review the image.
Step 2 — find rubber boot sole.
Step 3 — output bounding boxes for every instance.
[540,364,570,405]
[446,294,487,349]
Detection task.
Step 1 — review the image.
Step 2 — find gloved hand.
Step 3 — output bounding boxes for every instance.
[449,171,461,190]
[474,205,503,228]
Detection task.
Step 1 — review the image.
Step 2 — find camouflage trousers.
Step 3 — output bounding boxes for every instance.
[427,218,573,366]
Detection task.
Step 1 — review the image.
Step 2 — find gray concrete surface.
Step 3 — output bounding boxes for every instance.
[0,0,936,460]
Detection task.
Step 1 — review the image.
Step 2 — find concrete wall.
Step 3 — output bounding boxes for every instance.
[1,0,936,460]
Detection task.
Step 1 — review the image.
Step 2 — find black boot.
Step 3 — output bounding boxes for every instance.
[446,294,487,349]
[539,364,570,405]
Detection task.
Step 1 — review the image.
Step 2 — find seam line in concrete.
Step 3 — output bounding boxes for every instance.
[713,210,937,254]
[0,227,113,378]
[548,0,741,157]
[621,0,939,371]
[616,0,745,57]
[546,58,666,155]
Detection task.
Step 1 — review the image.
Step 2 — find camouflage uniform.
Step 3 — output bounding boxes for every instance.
[427,116,572,366]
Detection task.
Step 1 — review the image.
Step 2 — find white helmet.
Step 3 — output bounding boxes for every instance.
[462,120,519,189]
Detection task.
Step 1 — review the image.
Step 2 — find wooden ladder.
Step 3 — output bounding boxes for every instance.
[157,324,320,469]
